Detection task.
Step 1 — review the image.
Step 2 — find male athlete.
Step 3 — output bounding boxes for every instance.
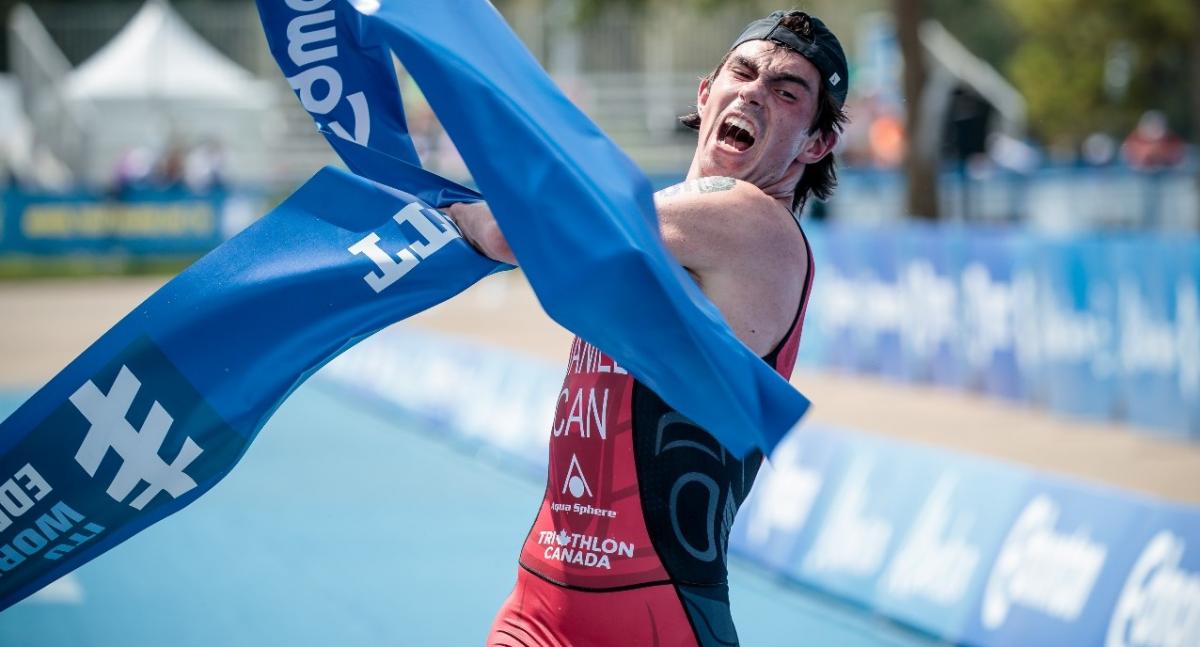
[447,10,849,646]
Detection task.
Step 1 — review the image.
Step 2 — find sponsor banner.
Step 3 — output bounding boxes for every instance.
[735,425,1031,638]
[1105,506,1200,647]
[964,481,1184,647]
[792,224,827,369]
[1034,236,1121,421]
[858,228,906,379]
[801,224,1200,437]
[898,224,966,387]
[959,228,1032,401]
[0,190,227,256]
[727,427,841,573]
[1186,244,1200,437]
[787,432,926,603]
[808,224,867,372]
[870,445,1031,637]
[724,413,1200,643]
[1114,237,1200,437]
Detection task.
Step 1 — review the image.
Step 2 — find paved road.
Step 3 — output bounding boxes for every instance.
[0,385,931,646]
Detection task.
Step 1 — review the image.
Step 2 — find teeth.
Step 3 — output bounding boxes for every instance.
[725,116,756,138]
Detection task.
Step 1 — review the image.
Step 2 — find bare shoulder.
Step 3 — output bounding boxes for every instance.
[654,176,745,199]
[655,176,772,210]
[654,176,803,271]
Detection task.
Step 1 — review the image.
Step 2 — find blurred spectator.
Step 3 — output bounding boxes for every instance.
[1081,132,1118,166]
[868,111,905,168]
[157,141,187,189]
[834,96,872,167]
[111,145,155,198]
[838,93,905,169]
[112,139,228,198]
[988,132,1041,173]
[944,87,991,165]
[184,139,227,193]
[1121,110,1185,169]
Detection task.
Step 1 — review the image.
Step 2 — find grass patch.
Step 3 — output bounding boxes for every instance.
[0,254,199,280]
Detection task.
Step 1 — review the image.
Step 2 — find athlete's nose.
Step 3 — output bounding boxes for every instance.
[737,77,767,106]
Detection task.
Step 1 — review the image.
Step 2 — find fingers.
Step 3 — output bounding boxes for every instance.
[445,202,517,265]
[480,219,517,265]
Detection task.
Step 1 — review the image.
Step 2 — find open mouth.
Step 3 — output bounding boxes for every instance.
[717,115,757,152]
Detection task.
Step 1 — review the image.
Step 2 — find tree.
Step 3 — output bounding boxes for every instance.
[1000,0,1197,147]
[1001,0,1197,227]
[1193,3,1200,226]
[894,0,938,219]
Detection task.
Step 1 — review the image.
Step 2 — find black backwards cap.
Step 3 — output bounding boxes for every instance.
[731,10,849,108]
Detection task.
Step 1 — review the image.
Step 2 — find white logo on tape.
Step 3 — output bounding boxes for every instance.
[69,366,202,510]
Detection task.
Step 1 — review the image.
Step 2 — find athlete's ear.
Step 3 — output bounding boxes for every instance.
[797,129,839,165]
[697,76,712,119]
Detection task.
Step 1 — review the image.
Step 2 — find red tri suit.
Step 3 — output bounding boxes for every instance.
[488,226,815,647]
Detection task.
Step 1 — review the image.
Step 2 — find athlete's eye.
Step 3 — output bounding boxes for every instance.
[777,89,797,101]
[731,67,751,80]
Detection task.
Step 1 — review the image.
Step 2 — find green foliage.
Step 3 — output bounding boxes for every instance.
[1000,0,1197,142]
[0,255,196,280]
[575,0,1196,145]
[576,0,762,17]
[928,0,1019,71]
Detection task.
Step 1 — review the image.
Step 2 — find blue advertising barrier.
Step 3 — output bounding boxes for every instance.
[0,189,229,256]
[322,325,1200,646]
[1034,236,1122,419]
[734,424,1200,646]
[964,481,1161,646]
[962,228,1030,401]
[801,224,1200,439]
[1114,237,1200,434]
[731,425,1034,639]
[898,223,965,387]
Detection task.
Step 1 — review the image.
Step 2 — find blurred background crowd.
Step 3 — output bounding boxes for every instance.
[1,0,1196,229]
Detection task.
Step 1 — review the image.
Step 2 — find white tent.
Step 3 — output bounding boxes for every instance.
[59,0,272,186]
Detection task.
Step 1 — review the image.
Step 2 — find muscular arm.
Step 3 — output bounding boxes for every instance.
[653,177,808,355]
[445,177,807,355]
[653,176,789,274]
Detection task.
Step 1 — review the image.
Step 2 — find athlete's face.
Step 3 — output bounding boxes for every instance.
[693,40,837,195]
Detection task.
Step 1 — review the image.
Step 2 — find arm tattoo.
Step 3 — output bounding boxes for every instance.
[655,176,736,198]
